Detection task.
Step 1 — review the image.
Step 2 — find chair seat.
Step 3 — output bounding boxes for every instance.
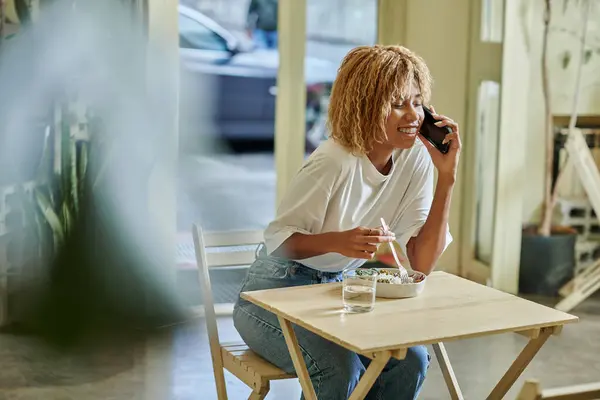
[220,342,295,388]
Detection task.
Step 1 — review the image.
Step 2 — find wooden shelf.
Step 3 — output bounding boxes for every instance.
[553,115,600,128]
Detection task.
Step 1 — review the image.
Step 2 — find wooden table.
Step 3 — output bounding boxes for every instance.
[241,272,578,400]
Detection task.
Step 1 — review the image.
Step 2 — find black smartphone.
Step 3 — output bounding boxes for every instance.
[420,106,451,154]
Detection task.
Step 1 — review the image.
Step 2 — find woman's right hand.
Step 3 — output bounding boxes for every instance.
[329,226,395,259]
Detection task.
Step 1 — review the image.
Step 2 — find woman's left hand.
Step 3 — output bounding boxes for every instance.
[418,106,461,181]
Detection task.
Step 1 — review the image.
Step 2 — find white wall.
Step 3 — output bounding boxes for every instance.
[523,0,600,223]
[405,0,471,274]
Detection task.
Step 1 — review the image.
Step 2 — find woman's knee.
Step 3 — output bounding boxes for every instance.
[307,343,364,399]
[405,345,430,379]
[232,305,297,372]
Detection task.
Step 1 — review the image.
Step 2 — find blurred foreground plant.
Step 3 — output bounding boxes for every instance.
[2,0,189,352]
[11,101,189,350]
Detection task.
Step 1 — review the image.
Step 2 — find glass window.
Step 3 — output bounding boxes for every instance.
[305,0,377,149]
[474,80,501,264]
[480,0,504,43]
[179,14,228,51]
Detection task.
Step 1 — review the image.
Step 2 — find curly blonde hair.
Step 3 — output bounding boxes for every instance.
[327,45,433,155]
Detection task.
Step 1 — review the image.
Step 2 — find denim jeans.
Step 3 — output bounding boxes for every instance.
[233,246,430,400]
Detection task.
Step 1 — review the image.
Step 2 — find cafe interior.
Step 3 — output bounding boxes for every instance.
[0,0,599,399]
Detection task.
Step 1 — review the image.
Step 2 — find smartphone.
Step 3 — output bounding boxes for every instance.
[420,106,451,154]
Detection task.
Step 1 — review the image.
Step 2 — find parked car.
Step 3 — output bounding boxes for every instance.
[177,5,335,150]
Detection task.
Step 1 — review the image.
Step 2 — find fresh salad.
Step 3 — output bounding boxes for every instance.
[357,268,425,284]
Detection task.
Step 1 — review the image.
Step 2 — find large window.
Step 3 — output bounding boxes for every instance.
[480,0,504,43]
[474,81,501,264]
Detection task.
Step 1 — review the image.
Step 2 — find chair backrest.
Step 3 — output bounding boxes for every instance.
[191,224,263,353]
[200,229,264,268]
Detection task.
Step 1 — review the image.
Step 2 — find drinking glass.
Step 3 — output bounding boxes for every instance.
[342,268,378,313]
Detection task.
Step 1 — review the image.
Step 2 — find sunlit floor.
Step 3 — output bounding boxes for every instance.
[0,297,598,400]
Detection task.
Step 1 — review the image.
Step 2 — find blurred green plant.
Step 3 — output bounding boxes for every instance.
[2,0,188,348]
[11,101,189,348]
[33,104,92,253]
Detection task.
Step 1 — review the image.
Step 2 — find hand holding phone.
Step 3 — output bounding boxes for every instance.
[419,106,462,181]
[420,106,452,154]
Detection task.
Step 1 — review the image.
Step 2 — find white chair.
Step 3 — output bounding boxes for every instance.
[517,379,600,400]
[192,224,295,400]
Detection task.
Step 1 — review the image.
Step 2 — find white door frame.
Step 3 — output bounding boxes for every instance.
[144,0,179,398]
[460,0,529,293]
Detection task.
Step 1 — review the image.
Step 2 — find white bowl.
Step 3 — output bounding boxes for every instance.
[374,268,427,299]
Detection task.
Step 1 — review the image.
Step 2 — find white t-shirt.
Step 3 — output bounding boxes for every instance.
[264,138,452,272]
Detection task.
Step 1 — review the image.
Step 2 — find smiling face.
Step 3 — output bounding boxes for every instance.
[384,83,424,149]
[327,45,432,155]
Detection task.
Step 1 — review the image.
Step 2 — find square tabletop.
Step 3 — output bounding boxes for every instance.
[241,271,578,355]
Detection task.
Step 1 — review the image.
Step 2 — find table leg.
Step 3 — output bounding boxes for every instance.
[432,343,464,400]
[487,326,555,400]
[278,315,392,400]
[278,316,318,400]
[348,351,391,400]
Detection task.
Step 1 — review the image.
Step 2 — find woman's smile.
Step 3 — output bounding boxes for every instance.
[397,126,418,136]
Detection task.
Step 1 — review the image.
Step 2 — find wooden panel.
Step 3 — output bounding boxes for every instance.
[144,0,179,397]
[517,379,600,400]
[189,303,235,318]
[242,272,578,355]
[278,316,317,400]
[433,343,464,400]
[554,115,600,128]
[192,225,228,399]
[516,328,541,339]
[488,327,553,399]
[203,230,264,248]
[221,343,294,385]
[177,230,260,269]
[347,351,391,400]
[376,0,407,45]
[206,250,257,268]
[565,129,600,223]
[555,266,600,312]
[541,381,600,399]
[274,0,307,204]
[556,128,600,311]
[517,380,542,400]
[489,0,530,294]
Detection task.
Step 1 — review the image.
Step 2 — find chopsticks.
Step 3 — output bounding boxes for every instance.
[380,217,410,283]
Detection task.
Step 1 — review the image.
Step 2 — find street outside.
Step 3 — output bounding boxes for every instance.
[176,3,374,235]
[177,150,277,233]
[176,0,377,240]
[186,0,377,46]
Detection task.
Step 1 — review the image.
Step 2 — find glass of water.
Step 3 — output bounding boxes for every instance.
[342,268,378,313]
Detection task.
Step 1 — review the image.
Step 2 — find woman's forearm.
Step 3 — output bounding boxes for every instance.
[271,232,337,259]
[408,175,455,274]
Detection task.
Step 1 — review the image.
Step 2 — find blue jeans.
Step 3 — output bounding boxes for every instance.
[233,246,429,400]
[253,29,278,49]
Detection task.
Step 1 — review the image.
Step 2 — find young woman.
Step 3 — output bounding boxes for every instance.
[233,45,460,399]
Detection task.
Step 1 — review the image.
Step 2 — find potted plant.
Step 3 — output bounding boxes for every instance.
[519,0,596,295]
